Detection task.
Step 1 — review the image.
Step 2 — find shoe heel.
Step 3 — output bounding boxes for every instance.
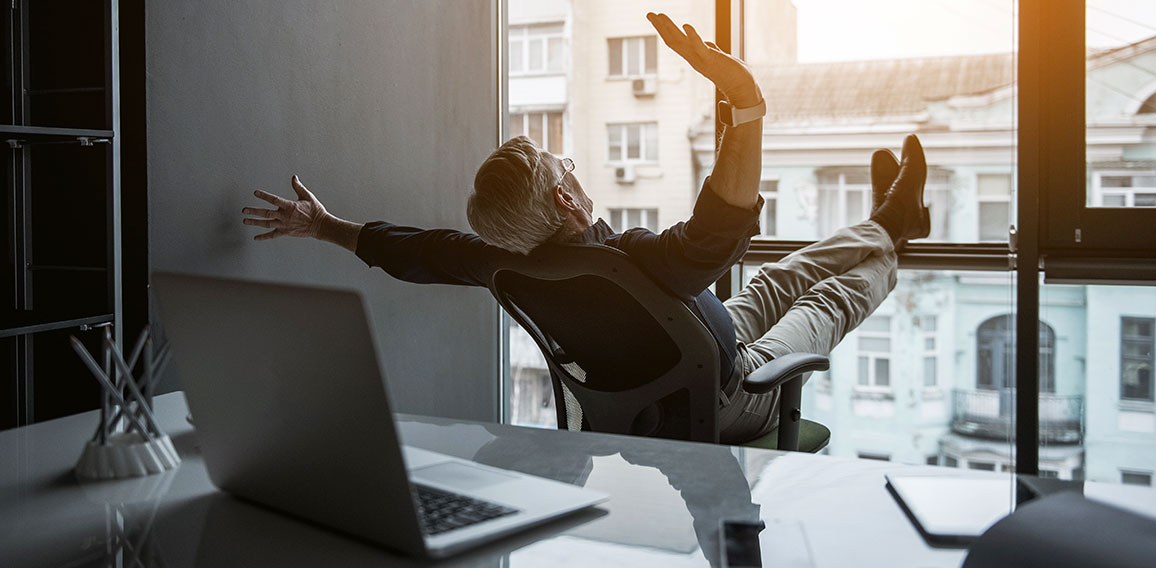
[918,206,931,238]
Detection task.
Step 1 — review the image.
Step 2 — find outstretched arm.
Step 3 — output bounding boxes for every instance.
[242,175,363,252]
[648,12,762,210]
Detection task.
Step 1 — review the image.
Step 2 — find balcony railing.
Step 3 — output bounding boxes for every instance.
[951,388,1084,443]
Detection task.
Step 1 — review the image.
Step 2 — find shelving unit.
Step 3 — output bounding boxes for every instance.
[3,0,120,428]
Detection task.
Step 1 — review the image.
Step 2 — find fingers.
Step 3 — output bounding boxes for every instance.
[648,12,692,54]
[253,189,291,207]
[253,229,281,241]
[291,175,314,202]
[683,23,706,47]
[243,217,279,229]
[241,207,279,219]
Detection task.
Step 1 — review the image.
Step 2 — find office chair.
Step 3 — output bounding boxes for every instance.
[487,243,831,452]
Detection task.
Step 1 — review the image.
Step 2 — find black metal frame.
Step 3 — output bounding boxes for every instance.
[2,0,120,428]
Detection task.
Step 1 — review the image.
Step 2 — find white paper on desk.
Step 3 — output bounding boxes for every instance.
[759,519,814,568]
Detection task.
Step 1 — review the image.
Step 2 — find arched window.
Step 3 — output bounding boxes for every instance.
[977,315,1056,393]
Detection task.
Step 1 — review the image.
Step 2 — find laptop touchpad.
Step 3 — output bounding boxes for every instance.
[412,462,518,491]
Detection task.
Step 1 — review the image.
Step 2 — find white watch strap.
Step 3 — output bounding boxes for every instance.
[719,99,767,127]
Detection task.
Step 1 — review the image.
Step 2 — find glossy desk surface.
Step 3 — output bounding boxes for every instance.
[2,393,974,567]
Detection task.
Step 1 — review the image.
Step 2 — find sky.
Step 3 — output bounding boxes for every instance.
[791,0,1156,63]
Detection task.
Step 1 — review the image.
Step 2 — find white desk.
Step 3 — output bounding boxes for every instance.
[1,392,976,567]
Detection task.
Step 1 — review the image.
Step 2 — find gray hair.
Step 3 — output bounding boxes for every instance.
[467,136,565,255]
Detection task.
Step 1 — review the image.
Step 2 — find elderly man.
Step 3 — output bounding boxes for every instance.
[242,12,929,444]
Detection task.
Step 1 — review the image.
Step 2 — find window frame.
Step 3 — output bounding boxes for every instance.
[1120,316,1155,403]
[606,122,659,164]
[607,207,660,233]
[607,35,658,79]
[855,315,893,392]
[509,22,567,76]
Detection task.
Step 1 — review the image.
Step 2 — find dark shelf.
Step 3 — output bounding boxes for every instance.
[0,313,114,339]
[0,125,114,144]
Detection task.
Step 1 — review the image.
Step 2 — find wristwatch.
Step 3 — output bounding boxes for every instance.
[717,98,767,127]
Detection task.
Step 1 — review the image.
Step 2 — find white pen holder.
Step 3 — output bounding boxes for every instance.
[72,326,180,481]
[76,432,181,480]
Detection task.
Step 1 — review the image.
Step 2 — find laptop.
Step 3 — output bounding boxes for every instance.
[152,272,608,558]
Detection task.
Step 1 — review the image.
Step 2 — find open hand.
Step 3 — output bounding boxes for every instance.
[242,176,329,241]
[646,12,761,107]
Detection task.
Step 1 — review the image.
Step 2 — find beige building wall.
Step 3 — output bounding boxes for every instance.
[570,0,716,230]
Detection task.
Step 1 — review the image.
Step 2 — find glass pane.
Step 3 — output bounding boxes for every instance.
[859,315,890,333]
[1086,4,1156,208]
[627,208,642,228]
[978,173,1011,197]
[548,111,564,153]
[644,123,658,161]
[859,336,890,352]
[510,38,524,73]
[979,202,1011,241]
[644,35,657,73]
[743,0,1017,244]
[735,265,1017,469]
[528,38,544,71]
[626,37,641,75]
[509,113,525,138]
[528,112,543,146]
[875,359,890,387]
[626,124,641,159]
[548,37,564,72]
[1041,282,1156,483]
[507,0,714,428]
[608,38,622,76]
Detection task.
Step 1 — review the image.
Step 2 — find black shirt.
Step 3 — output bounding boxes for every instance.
[355,177,761,380]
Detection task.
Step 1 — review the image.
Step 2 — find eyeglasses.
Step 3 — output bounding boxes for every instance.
[555,157,575,188]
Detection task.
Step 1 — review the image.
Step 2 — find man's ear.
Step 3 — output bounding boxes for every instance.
[554,185,578,211]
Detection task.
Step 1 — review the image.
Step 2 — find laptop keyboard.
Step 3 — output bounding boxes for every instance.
[413,484,519,535]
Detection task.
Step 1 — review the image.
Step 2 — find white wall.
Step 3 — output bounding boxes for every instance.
[146,0,500,421]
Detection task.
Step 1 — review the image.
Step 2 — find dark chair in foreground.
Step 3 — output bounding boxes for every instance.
[487,243,830,452]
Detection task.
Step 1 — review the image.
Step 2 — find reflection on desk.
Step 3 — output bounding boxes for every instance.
[2,392,976,567]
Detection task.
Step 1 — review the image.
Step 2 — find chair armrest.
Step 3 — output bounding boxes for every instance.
[742,352,830,395]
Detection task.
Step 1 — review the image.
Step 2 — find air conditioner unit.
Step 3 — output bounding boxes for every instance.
[614,164,636,184]
[631,77,657,97]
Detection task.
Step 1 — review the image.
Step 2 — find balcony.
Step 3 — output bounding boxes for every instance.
[951,389,1084,444]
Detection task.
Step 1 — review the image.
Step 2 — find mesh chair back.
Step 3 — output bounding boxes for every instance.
[488,244,721,443]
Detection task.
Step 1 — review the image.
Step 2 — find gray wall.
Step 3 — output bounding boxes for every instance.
[146,0,500,421]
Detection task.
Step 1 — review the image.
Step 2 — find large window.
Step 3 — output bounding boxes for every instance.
[1121,317,1154,402]
[607,36,657,78]
[501,1,1156,485]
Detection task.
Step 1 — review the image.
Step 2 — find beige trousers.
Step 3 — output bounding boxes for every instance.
[717,220,898,444]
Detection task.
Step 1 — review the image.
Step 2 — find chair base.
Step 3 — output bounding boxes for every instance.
[742,419,830,453]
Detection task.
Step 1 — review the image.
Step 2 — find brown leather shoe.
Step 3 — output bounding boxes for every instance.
[870,148,900,214]
[887,134,930,240]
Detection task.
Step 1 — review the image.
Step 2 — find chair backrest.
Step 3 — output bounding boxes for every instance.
[487,243,721,443]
